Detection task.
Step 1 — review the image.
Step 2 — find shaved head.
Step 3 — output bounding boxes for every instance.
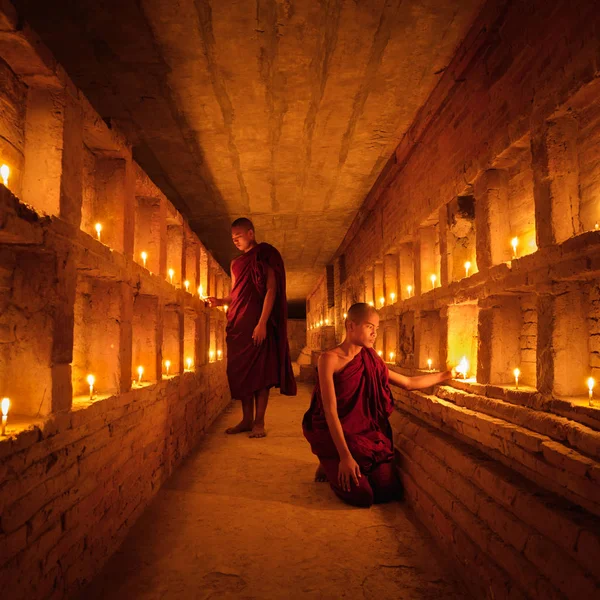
[346,302,378,327]
[231,217,254,232]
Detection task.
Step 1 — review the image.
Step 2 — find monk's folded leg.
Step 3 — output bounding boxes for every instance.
[369,461,402,504]
[319,459,374,508]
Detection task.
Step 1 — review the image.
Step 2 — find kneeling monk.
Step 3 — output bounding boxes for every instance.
[208,218,296,438]
[303,302,452,507]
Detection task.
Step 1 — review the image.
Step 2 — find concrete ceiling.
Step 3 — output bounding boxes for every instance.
[15,0,484,303]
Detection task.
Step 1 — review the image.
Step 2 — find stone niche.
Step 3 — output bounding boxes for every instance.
[416,310,441,371]
[0,248,56,417]
[134,195,161,273]
[132,293,159,383]
[478,294,537,387]
[166,214,184,288]
[383,319,398,363]
[447,302,478,379]
[183,308,197,370]
[72,274,122,398]
[184,230,199,290]
[553,281,600,397]
[398,310,415,368]
[383,252,399,304]
[445,194,477,283]
[163,304,182,375]
[418,222,440,293]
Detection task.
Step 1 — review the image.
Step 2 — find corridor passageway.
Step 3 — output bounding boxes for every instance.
[83,386,467,600]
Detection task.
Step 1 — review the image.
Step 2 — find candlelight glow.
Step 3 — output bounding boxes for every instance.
[198,284,204,298]
[513,368,520,390]
[217,350,222,360]
[595,223,599,231]
[137,365,144,383]
[95,222,102,241]
[86,374,95,399]
[456,356,470,379]
[320,320,324,327]
[224,304,229,312]
[379,296,385,307]
[184,280,190,292]
[464,261,471,278]
[168,268,175,284]
[511,237,519,258]
[165,360,171,375]
[430,273,437,289]
[209,350,215,361]
[186,357,193,370]
[390,292,396,303]
[588,377,595,406]
[1,164,9,187]
[343,312,347,319]
[1,397,8,436]
[325,318,330,325]
[368,301,374,307]
[377,350,383,357]
[407,285,413,298]
[427,358,432,371]
[141,251,148,268]
[389,351,395,362]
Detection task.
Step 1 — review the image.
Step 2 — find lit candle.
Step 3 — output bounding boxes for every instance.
[209,350,215,361]
[377,350,383,357]
[1,397,10,436]
[456,356,469,379]
[379,296,385,307]
[407,285,413,298]
[1,164,9,187]
[165,360,171,376]
[343,312,347,319]
[464,261,471,278]
[224,304,229,312]
[320,320,324,327]
[168,268,175,284]
[186,357,193,371]
[198,284,204,299]
[427,358,432,371]
[141,251,148,268]
[137,365,144,383]
[390,292,396,303]
[368,301,374,307]
[588,377,595,406]
[513,368,520,390]
[86,374,95,400]
[389,351,395,362]
[95,223,102,241]
[217,350,222,360]
[595,223,599,231]
[325,318,330,325]
[430,274,437,289]
[184,280,190,292]
[511,237,519,259]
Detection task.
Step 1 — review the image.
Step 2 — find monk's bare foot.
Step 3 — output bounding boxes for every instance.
[249,424,266,438]
[225,421,253,435]
[315,464,328,482]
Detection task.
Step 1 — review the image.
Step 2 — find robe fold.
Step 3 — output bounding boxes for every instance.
[226,242,296,399]
[302,347,395,472]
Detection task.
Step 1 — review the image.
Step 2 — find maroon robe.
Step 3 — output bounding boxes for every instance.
[226,242,296,399]
[302,347,395,471]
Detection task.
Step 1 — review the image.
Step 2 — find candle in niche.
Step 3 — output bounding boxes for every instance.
[368,301,374,307]
[168,268,175,284]
[86,374,95,400]
[427,358,432,371]
[390,292,396,303]
[389,351,395,362]
[379,296,385,307]
[217,350,222,360]
[165,360,171,376]
[184,280,190,292]
[186,357,193,371]
[95,223,102,241]
[325,318,330,325]
[430,274,437,289]
[588,377,595,406]
[198,284,204,299]
[137,365,144,383]
[456,356,469,379]
[1,397,9,436]
[343,312,347,319]
[0,164,9,187]
[224,304,229,312]
[320,320,324,327]
[377,350,383,358]
[511,237,519,259]
[513,368,520,390]
[209,350,215,361]
[464,261,471,278]
[407,285,413,298]
[141,252,148,268]
[595,223,599,231]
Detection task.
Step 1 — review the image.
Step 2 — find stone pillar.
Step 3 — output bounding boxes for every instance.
[536,294,555,395]
[474,169,510,268]
[364,269,374,306]
[374,262,384,307]
[439,306,449,371]
[532,116,582,247]
[199,246,209,296]
[439,206,449,287]
[119,283,133,393]
[477,301,493,385]
[159,198,168,278]
[412,238,422,297]
[399,242,414,300]
[383,253,399,303]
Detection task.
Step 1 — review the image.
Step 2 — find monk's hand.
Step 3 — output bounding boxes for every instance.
[338,455,361,492]
[206,297,220,308]
[252,321,267,345]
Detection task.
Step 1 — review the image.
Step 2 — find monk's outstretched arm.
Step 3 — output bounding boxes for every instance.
[207,262,236,307]
[318,353,362,492]
[252,266,276,344]
[388,368,453,391]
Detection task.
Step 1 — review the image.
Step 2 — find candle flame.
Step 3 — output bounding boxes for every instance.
[320,320,324,326]
[186,357,193,370]
[209,350,215,360]
[217,350,222,359]
[430,274,437,288]
[87,374,95,387]
[465,261,471,277]
[368,301,374,307]
[511,237,519,258]
[1,397,9,416]
[325,318,330,325]
[427,358,432,370]
[0,164,9,186]
[95,223,102,239]
[184,280,190,291]
[377,350,383,357]
[141,251,147,263]
[198,284,204,298]
[343,312,347,319]
[513,368,520,379]
[224,304,228,311]
[165,360,171,374]
[456,356,470,378]
[407,285,413,297]
[168,268,175,283]
[137,365,144,382]
[379,296,385,306]
[588,377,595,391]
[389,351,395,361]
[390,292,396,302]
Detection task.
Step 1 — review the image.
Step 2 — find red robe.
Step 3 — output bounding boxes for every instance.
[226,242,297,399]
[302,347,395,471]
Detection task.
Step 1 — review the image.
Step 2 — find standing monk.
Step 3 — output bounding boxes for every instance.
[207,218,296,438]
[303,303,452,507]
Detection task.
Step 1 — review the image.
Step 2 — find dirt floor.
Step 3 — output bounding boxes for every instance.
[82,384,470,600]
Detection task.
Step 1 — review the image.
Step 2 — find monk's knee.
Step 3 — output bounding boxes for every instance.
[334,483,374,508]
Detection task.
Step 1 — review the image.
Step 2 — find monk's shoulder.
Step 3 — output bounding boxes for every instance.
[318,348,346,372]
